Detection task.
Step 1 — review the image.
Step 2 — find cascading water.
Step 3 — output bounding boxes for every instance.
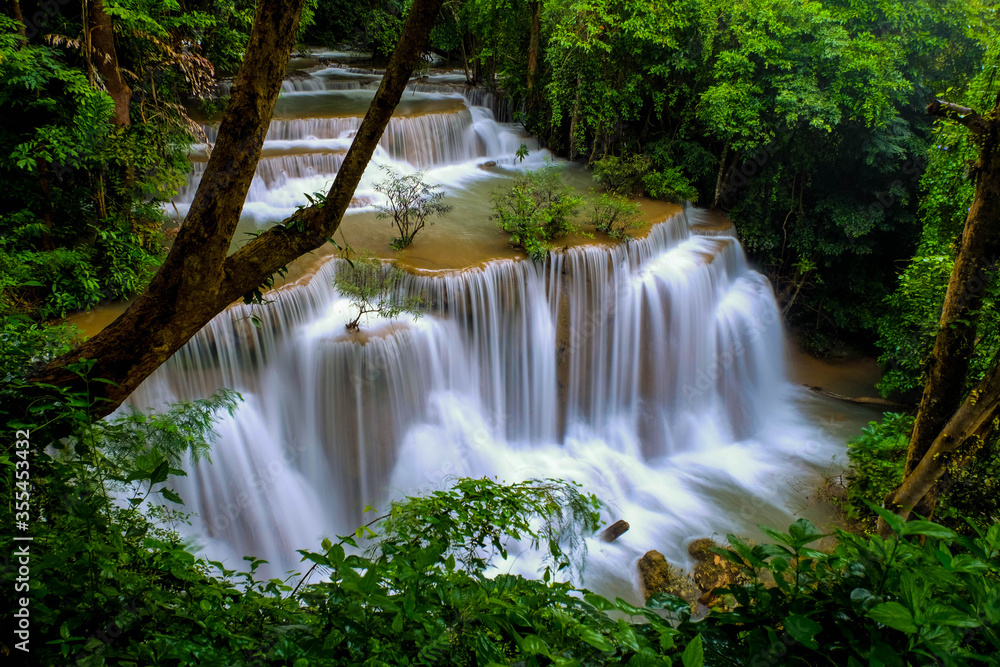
[133,60,842,600]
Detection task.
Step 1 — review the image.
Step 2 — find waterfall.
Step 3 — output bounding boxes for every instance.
[145,65,839,598]
[130,211,838,596]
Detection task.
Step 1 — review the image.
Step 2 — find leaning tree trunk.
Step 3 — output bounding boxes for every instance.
[25,0,446,423]
[879,97,1000,535]
[86,0,131,126]
[882,357,1000,528]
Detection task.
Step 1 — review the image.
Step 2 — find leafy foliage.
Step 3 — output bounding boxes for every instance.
[593,154,653,196]
[491,165,585,261]
[421,0,995,350]
[373,167,453,249]
[840,413,916,533]
[332,251,425,331]
[590,192,642,241]
[705,514,1000,666]
[0,1,259,320]
[876,49,1000,395]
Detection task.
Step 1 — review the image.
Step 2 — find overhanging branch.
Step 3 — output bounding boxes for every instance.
[927,99,989,135]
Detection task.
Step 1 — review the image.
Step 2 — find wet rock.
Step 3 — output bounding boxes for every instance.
[478,161,499,170]
[688,538,748,608]
[637,550,699,603]
[601,519,630,542]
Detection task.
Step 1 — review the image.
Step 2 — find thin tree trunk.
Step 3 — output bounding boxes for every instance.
[38,160,55,251]
[4,0,25,43]
[712,143,729,207]
[87,0,131,126]
[882,357,1000,529]
[27,0,446,421]
[459,33,471,84]
[526,0,541,113]
[569,75,581,160]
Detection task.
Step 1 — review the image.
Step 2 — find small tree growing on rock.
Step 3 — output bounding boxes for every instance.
[333,251,424,331]
[373,166,452,249]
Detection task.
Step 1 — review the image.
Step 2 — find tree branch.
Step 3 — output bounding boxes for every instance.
[25,0,444,422]
[926,99,989,135]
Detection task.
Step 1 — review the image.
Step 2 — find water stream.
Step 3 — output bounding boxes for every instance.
[122,61,873,601]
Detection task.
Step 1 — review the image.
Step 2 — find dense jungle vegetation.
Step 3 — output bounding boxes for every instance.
[1,0,999,664]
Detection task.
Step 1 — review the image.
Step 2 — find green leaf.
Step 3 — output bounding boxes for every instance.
[868,601,917,633]
[868,503,905,536]
[784,613,822,649]
[149,460,170,484]
[577,626,613,651]
[787,518,827,547]
[521,634,550,656]
[925,604,981,628]
[160,488,184,504]
[755,543,794,559]
[584,593,614,611]
[681,634,704,667]
[759,526,794,547]
[899,521,957,540]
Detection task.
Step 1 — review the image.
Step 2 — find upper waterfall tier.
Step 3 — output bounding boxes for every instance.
[177,86,535,219]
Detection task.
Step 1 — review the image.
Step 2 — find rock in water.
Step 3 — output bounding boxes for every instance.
[637,550,699,603]
[688,538,746,608]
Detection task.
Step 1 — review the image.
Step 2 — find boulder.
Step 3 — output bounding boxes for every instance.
[637,550,699,603]
[688,538,748,608]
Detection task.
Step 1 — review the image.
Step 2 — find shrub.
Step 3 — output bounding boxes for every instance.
[706,513,1000,666]
[491,165,584,261]
[373,167,452,250]
[590,192,643,241]
[5,362,999,667]
[592,154,652,195]
[841,412,1000,534]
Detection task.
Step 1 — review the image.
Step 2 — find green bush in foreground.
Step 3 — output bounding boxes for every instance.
[332,251,424,331]
[591,192,643,242]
